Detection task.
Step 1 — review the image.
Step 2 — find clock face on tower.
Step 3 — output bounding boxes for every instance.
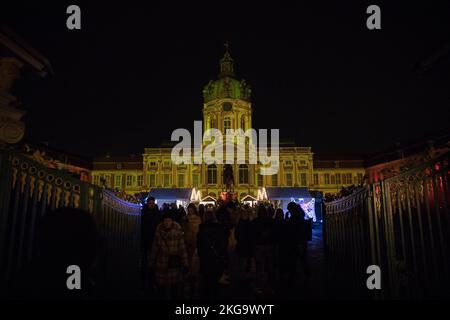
[222,102,232,111]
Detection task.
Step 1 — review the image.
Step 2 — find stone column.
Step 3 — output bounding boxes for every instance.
[0,57,25,148]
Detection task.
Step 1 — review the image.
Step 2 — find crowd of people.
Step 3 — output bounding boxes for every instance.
[324,184,365,202]
[141,197,313,300]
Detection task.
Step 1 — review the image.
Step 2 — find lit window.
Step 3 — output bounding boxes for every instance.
[114,175,122,188]
[104,175,111,188]
[93,175,99,186]
[286,173,293,186]
[271,174,278,186]
[148,174,156,187]
[348,173,353,184]
[178,174,185,187]
[257,174,264,187]
[357,173,364,184]
[208,165,217,184]
[192,174,200,187]
[137,175,143,187]
[335,173,341,185]
[224,117,232,132]
[163,174,171,187]
[313,173,319,185]
[126,175,133,187]
[324,174,330,185]
[300,173,307,186]
[239,164,249,184]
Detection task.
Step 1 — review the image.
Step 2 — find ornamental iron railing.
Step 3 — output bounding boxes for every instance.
[0,150,141,296]
[324,152,450,299]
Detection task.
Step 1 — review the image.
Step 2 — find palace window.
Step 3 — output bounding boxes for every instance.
[257,173,264,187]
[239,164,249,184]
[348,173,353,184]
[313,173,319,185]
[271,174,278,186]
[207,165,217,185]
[331,175,336,185]
[343,173,352,184]
[178,174,185,187]
[241,115,246,130]
[104,175,111,188]
[114,175,122,188]
[137,175,143,187]
[93,175,100,186]
[126,175,136,187]
[148,174,156,187]
[324,173,330,185]
[286,173,293,186]
[357,173,364,184]
[300,173,307,186]
[299,160,307,166]
[224,117,232,132]
[192,173,200,187]
[210,116,216,129]
[335,173,341,185]
[163,174,171,187]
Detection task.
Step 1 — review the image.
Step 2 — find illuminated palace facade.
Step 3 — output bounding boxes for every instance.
[92,49,366,200]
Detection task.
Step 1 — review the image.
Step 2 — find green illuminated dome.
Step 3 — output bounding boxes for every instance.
[203,44,251,103]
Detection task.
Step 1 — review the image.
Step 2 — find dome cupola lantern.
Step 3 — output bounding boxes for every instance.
[202,42,252,103]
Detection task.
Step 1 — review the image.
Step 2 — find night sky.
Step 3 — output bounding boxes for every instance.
[2,1,450,157]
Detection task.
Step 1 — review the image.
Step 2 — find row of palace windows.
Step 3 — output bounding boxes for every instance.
[206,115,248,131]
[312,173,364,185]
[93,171,364,189]
[147,160,309,171]
[93,174,144,188]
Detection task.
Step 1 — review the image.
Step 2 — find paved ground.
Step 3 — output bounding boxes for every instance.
[120,223,327,300]
[219,223,326,300]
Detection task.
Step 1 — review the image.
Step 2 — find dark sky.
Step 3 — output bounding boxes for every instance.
[2,1,450,157]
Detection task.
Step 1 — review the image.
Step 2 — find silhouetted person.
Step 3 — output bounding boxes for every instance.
[170,203,183,225]
[13,207,99,300]
[273,208,288,291]
[251,204,275,295]
[184,203,202,297]
[285,202,311,290]
[179,205,187,221]
[140,196,161,291]
[197,210,228,299]
[198,204,205,222]
[234,207,253,282]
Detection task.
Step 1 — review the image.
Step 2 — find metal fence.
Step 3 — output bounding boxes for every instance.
[0,150,141,296]
[324,152,450,299]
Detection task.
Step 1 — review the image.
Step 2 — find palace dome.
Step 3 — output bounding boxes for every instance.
[202,45,251,103]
